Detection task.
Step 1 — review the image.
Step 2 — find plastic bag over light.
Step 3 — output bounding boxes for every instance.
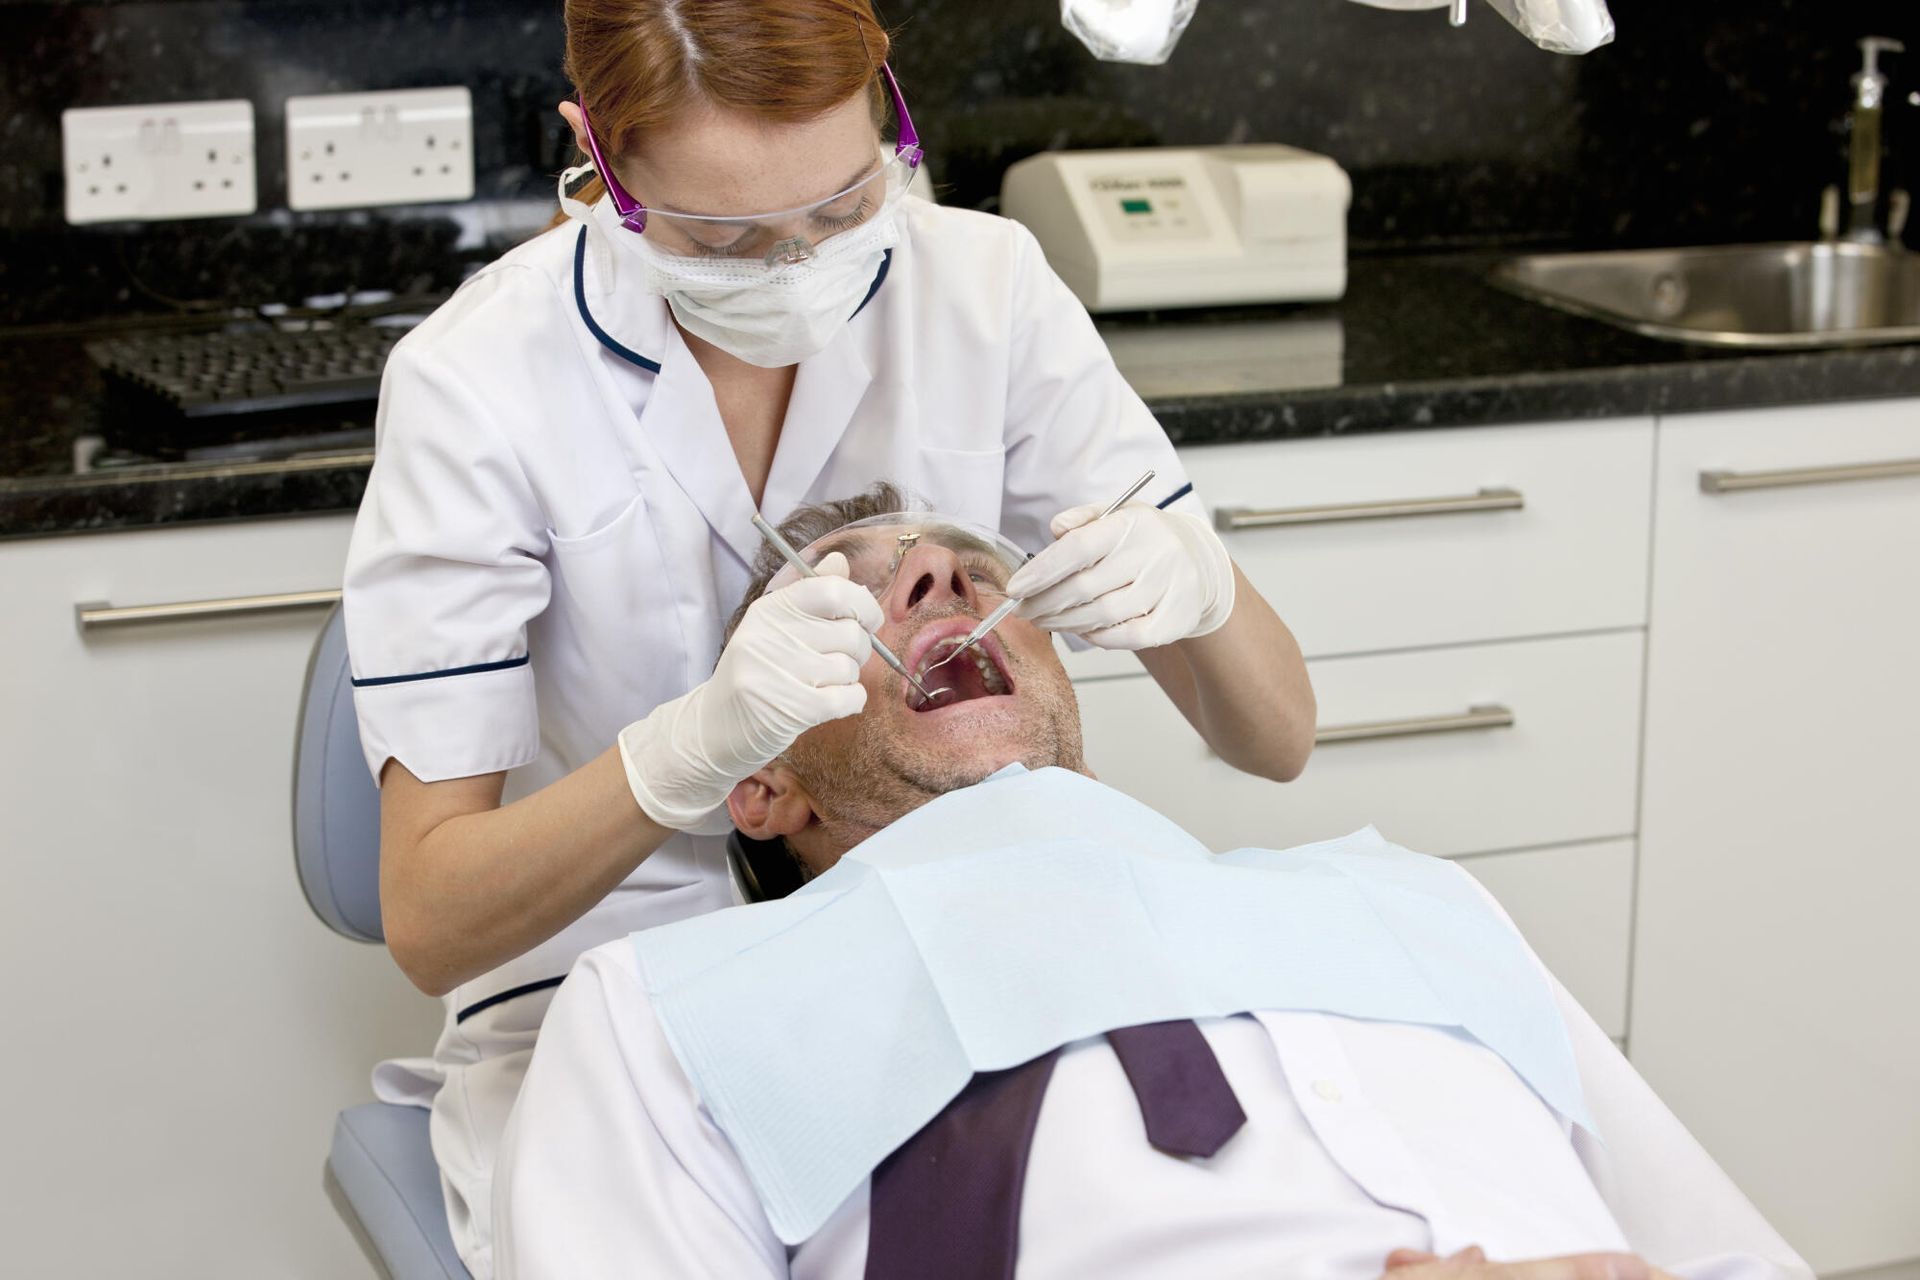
[1062,0,1614,62]
[1060,0,1200,65]
[1489,0,1614,55]
[1343,0,1614,54]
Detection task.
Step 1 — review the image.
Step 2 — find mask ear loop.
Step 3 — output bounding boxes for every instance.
[556,162,599,222]
[554,160,622,292]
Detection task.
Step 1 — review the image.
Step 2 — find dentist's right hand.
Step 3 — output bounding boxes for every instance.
[616,551,882,834]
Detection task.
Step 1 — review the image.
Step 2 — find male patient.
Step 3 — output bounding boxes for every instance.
[494,487,1809,1280]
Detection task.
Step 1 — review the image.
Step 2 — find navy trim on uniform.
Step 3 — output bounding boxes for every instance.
[455,975,566,1024]
[1155,481,1194,510]
[851,248,892,319]
[573,226,663,374]
[350,653,530,688]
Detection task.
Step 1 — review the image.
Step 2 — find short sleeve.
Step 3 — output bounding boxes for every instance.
[998,221,1205,552]
[342,340,553,785]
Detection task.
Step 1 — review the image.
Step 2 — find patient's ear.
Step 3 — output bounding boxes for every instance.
[726,765,819,840]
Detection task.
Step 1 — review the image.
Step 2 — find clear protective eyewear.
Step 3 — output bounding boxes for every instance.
[762,512,1031,604]
[578,63,923,267]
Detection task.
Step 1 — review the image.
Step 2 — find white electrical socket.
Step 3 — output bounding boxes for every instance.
[61,99,257,224]
[286,86,475,212]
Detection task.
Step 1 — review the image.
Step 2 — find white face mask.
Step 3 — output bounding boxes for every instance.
[559,164,901,368]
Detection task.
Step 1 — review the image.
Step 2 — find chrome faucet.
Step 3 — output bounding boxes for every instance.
[1833,36,1907,244]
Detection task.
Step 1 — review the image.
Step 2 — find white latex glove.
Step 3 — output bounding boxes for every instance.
[617,551,882,832]
[1005,502,1235,650]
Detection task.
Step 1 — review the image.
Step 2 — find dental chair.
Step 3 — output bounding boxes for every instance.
[293,603,472,1280]
[293,604,793,1278]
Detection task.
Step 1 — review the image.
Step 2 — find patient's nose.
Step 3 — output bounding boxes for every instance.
[883,544,982,624]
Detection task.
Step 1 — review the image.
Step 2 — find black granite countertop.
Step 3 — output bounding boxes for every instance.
[7,251,1920,542]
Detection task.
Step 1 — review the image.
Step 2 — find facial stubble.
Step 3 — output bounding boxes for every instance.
[781,633,1088,852]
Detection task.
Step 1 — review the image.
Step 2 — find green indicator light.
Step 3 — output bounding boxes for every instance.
[1120,197,1152,214]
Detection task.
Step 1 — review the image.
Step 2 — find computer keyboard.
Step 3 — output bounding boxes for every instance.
[86,322,406,447]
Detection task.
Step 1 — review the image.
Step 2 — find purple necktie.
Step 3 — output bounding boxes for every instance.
[864,1019,1246,1280]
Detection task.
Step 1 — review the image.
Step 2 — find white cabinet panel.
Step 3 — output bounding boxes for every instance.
[0,517,440,1279]
[1178,417,1654,660]
[1632,399,1920,1275]
[1459,839,1633,1040]
[1074,629,1643,858]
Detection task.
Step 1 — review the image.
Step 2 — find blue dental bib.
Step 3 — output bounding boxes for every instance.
[630,765,1589,1243]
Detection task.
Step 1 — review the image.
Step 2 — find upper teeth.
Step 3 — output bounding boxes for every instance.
[916,636,1009,695]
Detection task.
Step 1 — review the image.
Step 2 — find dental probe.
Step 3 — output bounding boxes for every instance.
[749,513,948,705]
[923,467,1158,678]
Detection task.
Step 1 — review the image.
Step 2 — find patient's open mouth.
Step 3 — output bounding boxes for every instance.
[909,633,1013,713]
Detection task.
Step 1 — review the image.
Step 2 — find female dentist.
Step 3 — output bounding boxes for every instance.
[342,0,1314,1273]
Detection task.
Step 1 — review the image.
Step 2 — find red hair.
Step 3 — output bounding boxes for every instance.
[559,0,893,213]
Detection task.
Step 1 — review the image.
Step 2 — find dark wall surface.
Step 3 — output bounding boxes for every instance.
[2,0,1915,324]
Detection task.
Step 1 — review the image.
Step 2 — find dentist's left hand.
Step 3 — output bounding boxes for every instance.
[1007,501,1235,650]
[616,551,882,834]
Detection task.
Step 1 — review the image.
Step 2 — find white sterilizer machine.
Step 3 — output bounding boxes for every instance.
[1000,145,1351,312]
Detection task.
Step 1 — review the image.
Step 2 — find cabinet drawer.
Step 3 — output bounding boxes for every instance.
[1459,839,1633,1040]
[1179,417,1654,659]
[25,514,356,637]
[1072,629,1643,858]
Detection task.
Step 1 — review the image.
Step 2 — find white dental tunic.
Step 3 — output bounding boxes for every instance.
[496,929,1810,1280]
[341,192,1203,1278]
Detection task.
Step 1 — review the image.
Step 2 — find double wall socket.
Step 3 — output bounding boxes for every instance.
[286,86,475,211]
[61,99,257,224]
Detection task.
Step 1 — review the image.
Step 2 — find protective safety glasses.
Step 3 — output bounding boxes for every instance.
[763,512,1030,602]
[579,63,923,266]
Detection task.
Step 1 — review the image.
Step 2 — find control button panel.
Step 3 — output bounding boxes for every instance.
[1090,172,1209,242]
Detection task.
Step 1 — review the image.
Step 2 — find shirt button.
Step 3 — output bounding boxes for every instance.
[1312,1079,1343,1103]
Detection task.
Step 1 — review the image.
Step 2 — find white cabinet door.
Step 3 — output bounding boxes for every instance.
[0,518,440,1279]
[1632,400,1920,1275]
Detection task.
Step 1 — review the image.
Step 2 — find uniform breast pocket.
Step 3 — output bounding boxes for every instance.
[536,491,692,770]
[545,488,648,551]
[915,446,1007,533]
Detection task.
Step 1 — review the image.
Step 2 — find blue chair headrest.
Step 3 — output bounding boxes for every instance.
[293,603,385,943]
[291,601,803,929]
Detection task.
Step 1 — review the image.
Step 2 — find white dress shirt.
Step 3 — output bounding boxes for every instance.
[495,932,1810,1279]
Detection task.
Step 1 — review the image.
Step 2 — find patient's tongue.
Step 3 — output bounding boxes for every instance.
[915,650,990,711]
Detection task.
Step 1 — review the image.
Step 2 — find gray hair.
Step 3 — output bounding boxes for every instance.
[722,480,912,649]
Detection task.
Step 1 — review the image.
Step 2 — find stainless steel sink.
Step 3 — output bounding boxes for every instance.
[1490,242,1920,348]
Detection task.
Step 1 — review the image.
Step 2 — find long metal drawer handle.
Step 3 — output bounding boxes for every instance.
[1699,457,1920,494]
[1314,703,1515,746]
[1214,486,1524,531]
[75,588,342,632]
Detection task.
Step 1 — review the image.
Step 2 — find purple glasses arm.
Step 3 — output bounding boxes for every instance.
[576,100,647,232]
[880,64,922,168]
[578,61,920,236]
